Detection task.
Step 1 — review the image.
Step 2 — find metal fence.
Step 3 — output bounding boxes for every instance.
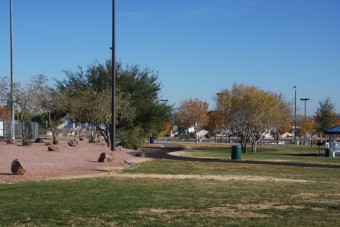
[0,121,39,139]
[0,121,3,138]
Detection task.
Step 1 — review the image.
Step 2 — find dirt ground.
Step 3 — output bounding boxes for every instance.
[0,139,141,183]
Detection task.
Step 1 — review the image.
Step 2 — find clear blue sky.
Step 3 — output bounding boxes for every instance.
[1,0,339,116]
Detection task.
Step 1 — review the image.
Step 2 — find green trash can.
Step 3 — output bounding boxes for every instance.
[231,145,242,160]
[325,148,333,157]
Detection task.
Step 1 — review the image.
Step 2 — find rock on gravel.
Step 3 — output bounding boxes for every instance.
[48,145,60,152]
[11,159,25,175]
[0,140,140,183]
[98,152,115,162]
[68,140,79,147]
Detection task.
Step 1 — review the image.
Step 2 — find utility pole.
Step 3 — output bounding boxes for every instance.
[300,98,310,118]
[300,98,310,145]
[294,86,297,145]
[10,0,15,140]
[216,93,223,143]
[111,0,116,151]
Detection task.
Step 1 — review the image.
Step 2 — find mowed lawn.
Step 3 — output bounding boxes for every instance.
[0,145,340,226]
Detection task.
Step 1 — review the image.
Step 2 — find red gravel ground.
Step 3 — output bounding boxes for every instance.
[0,139,137,183]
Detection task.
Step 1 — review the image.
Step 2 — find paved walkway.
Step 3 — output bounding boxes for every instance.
[143,143,340,169]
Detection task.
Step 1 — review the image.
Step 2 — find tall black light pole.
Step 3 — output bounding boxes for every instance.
[300,98,310,118]
[294,86,297,144]
[217,93,224,143]
[300,98,310,145]
[111,0,116,151]
[10,0,15,140]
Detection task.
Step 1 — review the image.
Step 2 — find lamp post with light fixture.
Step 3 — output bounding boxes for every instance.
[10,0,15,140]
[216,93,224,143]
[294,86,297,144]
[111,0,116,151]
[300,98,310,118]
[300,98,310,145]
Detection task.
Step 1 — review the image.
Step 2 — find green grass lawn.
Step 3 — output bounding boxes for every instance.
[1,145,340,226]
[177,144,340,165]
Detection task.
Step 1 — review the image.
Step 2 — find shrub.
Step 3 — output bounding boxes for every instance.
[22,140,32,146]
[117,126,144,150]
[53,140,59,145]
[88,136,95,143]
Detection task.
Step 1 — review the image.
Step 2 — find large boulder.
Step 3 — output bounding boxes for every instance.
[6,139,16,145]
[48,146,60,152]
[11,159,25,175]
[35,138,44,143]
[98,152,114,163]
[68,140,79,147]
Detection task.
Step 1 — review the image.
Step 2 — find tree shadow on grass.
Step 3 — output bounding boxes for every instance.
[286,153,323,157]
[90,169,110,173]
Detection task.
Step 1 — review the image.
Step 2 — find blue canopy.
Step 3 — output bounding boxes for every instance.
[323,125,340,134]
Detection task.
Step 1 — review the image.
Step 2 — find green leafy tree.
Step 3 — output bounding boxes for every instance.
[116,64,172,136]
[56,60,171,148]
[314,97,337,134]
[68,86,135,147]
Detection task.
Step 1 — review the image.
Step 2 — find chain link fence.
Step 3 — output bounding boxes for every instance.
[0,120,38,140]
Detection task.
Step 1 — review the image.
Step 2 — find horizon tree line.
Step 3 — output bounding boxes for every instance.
[1,61,339,151]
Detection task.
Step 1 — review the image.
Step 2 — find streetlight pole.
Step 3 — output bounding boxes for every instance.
[294,86,297,144]
[10,0,15,140]
[217,93,223,143]
[111,0,116,151]
[300,98,310,145]
[300,98,310,118]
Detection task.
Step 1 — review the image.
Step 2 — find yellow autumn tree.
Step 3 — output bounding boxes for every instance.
[276,120,292,140]
[0,106,10,120]
[174,98,208,145]
[217,83,291,152]
[206,110,223,142]
[300,116,317,145]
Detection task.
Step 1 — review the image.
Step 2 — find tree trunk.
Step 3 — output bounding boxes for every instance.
[90,125,97,143]
[241,142,247,153]
[252,141,257,153]
[195,128,198,145]
[106,124,111,147]
[19,112,25,145]
[240,136,247,153]
[48,112,57,144]
[215,131,217,143]
[78,127,83,140]
[94,122,100,142]
[97,124,110,147]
